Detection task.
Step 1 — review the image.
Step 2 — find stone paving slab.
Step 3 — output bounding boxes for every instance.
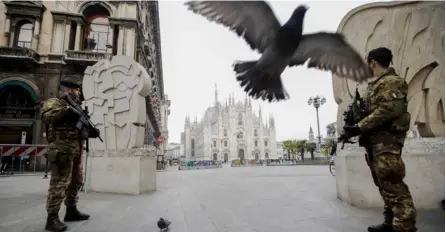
[0,166,443,232]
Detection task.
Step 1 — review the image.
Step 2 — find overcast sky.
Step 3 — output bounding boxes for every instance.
[158,1,372,143]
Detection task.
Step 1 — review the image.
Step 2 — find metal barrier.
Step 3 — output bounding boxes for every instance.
[0,144,48,174]
[178,160,223,170]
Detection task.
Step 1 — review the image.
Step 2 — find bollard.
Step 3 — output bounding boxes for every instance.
[33,148,37,172]
[43,155,48,179]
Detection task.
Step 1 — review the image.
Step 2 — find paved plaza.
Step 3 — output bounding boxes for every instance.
[0,166,444,232]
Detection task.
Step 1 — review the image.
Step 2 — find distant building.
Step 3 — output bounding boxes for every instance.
[276,141,285,159]
[182,85,278,161]
[166,143,182,159]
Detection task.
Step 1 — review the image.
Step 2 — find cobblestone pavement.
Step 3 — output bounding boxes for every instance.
[0,166,443,232]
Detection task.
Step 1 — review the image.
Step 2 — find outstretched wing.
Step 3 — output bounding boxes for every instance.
[185,1,282,53]
[289,32,373,82]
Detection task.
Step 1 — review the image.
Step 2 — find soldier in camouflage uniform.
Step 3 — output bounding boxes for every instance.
[343,47,416,232]
[42,80,90,232]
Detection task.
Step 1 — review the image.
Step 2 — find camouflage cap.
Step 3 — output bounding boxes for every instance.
[60,79,81,89]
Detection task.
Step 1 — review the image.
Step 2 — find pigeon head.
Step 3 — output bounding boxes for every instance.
[292,5,308,17]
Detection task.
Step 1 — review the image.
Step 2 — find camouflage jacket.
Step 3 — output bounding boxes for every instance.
[357,67,410,155]
[42,97,82,154]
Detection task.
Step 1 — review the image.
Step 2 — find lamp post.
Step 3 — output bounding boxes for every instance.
[308,95,326,152]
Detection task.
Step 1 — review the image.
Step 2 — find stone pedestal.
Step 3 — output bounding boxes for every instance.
[336,137,445,209]
[85,149,157,195]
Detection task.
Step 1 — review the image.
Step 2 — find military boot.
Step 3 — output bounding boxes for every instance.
[64,206,90,222]
[45,213,68,232]
[368,223,395,232]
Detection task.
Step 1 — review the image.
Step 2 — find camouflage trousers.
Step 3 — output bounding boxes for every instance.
[46,152,83,214]
[366,151,417,232]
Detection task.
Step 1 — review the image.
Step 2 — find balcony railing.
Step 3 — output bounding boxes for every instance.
[64,50,112,63]
[0,46,39,62]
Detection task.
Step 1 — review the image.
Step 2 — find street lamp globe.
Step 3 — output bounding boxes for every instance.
[307,97,313,106]
[321,96,326,105]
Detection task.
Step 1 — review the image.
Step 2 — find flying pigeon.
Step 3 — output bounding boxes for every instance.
[184,1,373,102]
[157,217,171,231]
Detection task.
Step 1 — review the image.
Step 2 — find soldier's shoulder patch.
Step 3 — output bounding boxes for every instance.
[383,90,405,100]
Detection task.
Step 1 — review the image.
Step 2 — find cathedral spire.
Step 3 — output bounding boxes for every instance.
[214,83,218,106]
[309,126,314,141]
[269,114,275,128]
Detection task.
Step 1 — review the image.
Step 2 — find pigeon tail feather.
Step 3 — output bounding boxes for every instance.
[233,60,289,102]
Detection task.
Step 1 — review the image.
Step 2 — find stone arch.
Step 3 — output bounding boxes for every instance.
[264,149,271,159]
[238,149,245,160]
[223,153,228,162]
[77,1,116,17]
[238,113,243,125]
[0,77,41,102]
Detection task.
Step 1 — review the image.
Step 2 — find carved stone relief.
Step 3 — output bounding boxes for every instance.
[333,1,445,137]
[82,56,152,150]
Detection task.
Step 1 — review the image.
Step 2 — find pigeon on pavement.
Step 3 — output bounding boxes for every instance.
[157,217,171,231]
[185,1,373,102]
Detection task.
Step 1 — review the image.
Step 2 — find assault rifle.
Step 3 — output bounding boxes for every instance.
[338,84,369,149]
[60,93,103,142]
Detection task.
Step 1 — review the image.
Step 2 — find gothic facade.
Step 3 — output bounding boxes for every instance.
[181,87,278,161]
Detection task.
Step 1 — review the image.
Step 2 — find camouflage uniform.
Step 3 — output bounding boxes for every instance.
[42,89,90,231]
[357,67,416,232]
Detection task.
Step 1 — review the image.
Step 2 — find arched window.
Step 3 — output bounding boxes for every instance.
[254,129,258,137]
[82,4,111,52]
[15,21,33,48]
[237,132,243,139]
[224,140,228,147]
[0,85,36,108]
[224,129,227,136]
[264,140,268,147]
[238,113,243,125]
[213,140,217,147]
[254,140,258,147]
[191,139,195,149]
[265,153,269,159]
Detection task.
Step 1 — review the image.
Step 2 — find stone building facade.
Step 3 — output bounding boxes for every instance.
[181,86,278,161]
[0,0,167,169]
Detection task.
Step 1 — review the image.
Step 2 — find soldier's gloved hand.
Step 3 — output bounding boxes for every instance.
[88,128,100,138]
[343,125,361,138]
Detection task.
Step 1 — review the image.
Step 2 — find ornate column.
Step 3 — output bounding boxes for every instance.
[31,20,40,51]
[3,16,11,46]
[32,106,42,144]
[63,20,71,51]
[107,26,113,54]
[8,24,15,47]
[117,25,124,55]
[74,23,82,50]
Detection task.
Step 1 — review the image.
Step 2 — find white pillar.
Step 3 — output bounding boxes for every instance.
[107,26,113,54]
[9,27,15,47]
[63,21,71,51]
[74,23,81,50]
[117,25,124,55]
[31,20,40,50]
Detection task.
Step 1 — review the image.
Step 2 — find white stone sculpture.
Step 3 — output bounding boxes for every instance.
[333,1,445,137]
[82,55,152,150]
